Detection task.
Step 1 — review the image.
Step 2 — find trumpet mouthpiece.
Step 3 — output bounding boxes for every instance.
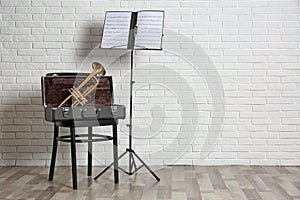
[92,62,106,75]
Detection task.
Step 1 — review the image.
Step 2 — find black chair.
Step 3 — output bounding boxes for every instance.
[41,72,121,189]
[48,120,119,190]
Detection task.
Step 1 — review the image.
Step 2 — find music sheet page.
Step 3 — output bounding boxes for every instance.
[134,11,164,50]
[101,11,132,49]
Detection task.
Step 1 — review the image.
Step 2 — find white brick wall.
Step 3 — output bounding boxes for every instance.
[0,0,300,166]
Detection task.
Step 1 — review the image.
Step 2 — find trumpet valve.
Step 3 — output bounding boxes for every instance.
[69,86,88,107]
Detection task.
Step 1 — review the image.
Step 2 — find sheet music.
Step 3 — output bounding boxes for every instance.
[134,11,164,50]
[101,11,132,49]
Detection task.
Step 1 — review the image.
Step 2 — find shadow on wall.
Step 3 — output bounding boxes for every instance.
[0,23,127,166]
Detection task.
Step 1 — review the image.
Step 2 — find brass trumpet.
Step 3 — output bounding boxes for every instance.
[58,62,106,107]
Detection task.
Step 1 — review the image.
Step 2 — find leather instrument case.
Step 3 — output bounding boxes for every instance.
[41,73,113,108]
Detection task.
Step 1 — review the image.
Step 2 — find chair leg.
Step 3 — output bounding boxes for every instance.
[88,126,92,176]
[49,125,59,181]
[112,124,119,184]
[70,126,77,190]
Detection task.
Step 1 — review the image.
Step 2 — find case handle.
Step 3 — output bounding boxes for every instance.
[81,108,100,118]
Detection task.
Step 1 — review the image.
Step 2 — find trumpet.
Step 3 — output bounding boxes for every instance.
[58,62,106,107]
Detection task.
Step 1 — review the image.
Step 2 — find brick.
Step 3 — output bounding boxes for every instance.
[16,7,45,14]
[3,42,32,49]
[223,8,251,15]
[224,49,251,56]
[238,1,268,7]
[240,112,268,118]
[2,98,31,105]
[252,118,280,125]
[31,139,52,146]
[268,0,299,7]
[194,22,222,29]
[2,139,31,146]
[32,56,60,63]
[281,8,300,14]
[31,1,60,7]
[268,125,295,132]
[33,42,62,49]
[43,35,73,42]
[268,56,297,63]
[1,28,31,35]
[0,35,12,42]
[2,56,31,63]
[75,7,105,14]
[3,153,32,160]
[222,146,250,152]
[33,153,52,159]
[31,28,61,35]
[15,63,45,70]
[282,105,300,111]
[15,105,42,111]
[121,1,150,8]
[16,160,46,166]
[16,21,45,28]
[18,49,46,56]
[267,152,296,159]
[252,7,280,14]
[1,0,30,7]
[238,152,265,159]
[0,7,14,14]
[223,22,252,29]
[17,146,47,153]
[0,21,15,28]
[46,21,75,28]
[281,160,300,165]
[33,14,62,21]
[209,152,237,159]
[252,91,280,97]
[253,105,280,112]
[280,146,300,152]
[267,98,293,104]
[62,1,90,7]
[46,7,75,14]
[47,49,76,56]
[62,42,91,49]
[2,14,32,21]
[0,77,16,84]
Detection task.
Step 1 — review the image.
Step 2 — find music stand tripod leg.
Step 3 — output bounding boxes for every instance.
[131,150,160,181]
[94,150,128,180]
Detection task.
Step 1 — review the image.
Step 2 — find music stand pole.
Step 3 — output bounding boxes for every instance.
[94,48,160,182]
[128,47,134,174]
[127,48,160,180]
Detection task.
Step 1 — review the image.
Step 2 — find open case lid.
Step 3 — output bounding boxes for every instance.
[41,73,114,108]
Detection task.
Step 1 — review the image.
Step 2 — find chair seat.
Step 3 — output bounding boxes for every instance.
[54,119,118,127]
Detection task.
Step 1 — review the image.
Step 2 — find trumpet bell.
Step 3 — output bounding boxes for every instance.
[92,62,106,76]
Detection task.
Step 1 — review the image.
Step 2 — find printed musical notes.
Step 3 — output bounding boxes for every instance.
[100,10,164,50]
[135,11,164,50]
[101,11,132,49]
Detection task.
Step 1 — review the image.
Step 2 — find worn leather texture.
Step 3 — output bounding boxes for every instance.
[43,75,113,107]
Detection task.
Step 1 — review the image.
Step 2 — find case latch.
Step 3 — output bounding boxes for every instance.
[62,107,70,118]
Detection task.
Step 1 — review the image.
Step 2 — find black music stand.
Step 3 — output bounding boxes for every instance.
[95,10,164,181]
